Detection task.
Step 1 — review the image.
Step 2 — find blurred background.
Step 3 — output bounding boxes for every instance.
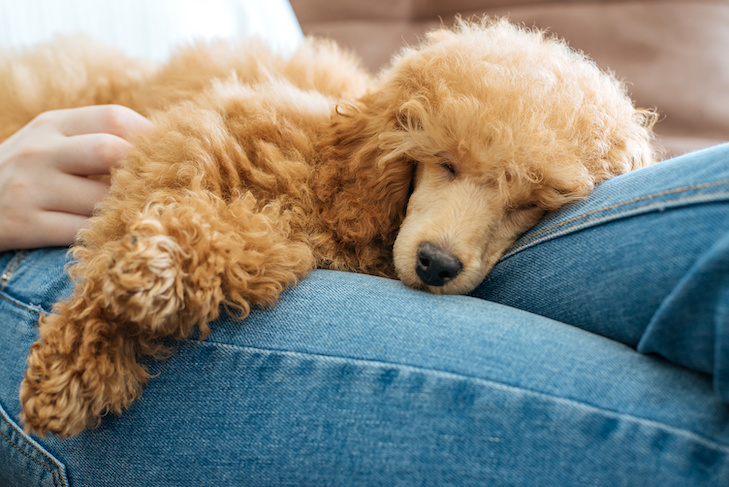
[290,0,729,159]
[2,0,726,159]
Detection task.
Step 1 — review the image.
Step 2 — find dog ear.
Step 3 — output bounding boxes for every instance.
[535,104,658,211]
[534,168,595,211]
[314,95,414,249]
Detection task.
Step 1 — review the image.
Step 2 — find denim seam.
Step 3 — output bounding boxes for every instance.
[0,430,61,487]
[504,182,729,259]
[522,191,729,246]
[522,180,729,243]
[188,338,729,452]
[0,292,43,317]
[1,250,30,292]
[0,407,67,487]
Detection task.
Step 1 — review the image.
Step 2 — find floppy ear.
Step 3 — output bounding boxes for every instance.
[314,93,414,248]
[536,168,596,210]
[597,106,660,175]
[535,105,659,210]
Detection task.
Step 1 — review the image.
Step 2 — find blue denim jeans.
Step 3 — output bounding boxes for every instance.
[1,144,728,486]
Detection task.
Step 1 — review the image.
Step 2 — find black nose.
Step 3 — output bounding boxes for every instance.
[415,242,462,287]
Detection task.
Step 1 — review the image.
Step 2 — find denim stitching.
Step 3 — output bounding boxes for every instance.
[0,255,65,485]
[554,192,729,230]
[518,190,729,249]
[522,179,729,245]
[0,410,67,487]
[1,250,30,291]
[5,418,66,486]
[0,292,42,316]
[0,429,60,487]
[505,180,729,258]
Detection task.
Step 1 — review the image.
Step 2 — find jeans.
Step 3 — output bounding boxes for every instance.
[1,144,728,486]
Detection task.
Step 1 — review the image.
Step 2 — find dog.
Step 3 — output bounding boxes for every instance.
[0,18,656,437]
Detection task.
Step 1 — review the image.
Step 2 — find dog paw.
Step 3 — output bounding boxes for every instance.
[20,367,96,438]
[21,333,100,438]
[20,364,143,438]
[20,313,148,438]
[104,231,185,330]
[102,213,227,337]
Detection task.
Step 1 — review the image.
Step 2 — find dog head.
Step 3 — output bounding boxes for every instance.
[384,18,656,294]
[316,18,655,293]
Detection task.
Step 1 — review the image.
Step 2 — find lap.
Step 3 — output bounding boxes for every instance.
[1,249,728,485]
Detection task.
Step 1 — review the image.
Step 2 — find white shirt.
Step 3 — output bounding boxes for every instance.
[0,0,303,60]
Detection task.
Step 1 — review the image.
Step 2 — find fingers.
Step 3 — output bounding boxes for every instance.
[55,133,132,175]
[0,208,88,251]
[38,173,111,216]
[0,171,108,251]
[51,105,153,175]
[33,212,89,248]
[14,105,151,175]
[49,105,153,140]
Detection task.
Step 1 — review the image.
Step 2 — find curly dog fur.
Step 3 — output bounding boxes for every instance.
[0,18,656,437]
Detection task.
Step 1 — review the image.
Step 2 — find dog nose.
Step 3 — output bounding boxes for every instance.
[416,242,462,287]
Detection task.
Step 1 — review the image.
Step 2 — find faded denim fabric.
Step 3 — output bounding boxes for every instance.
[1,144,729,486]
[473,143,729,402]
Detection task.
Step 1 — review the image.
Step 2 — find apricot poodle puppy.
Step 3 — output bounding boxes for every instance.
[0,18,656,437]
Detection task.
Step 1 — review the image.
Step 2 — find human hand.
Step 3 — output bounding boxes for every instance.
[0,105,152,251]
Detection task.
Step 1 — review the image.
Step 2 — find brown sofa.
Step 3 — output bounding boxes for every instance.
[290,0,729,158]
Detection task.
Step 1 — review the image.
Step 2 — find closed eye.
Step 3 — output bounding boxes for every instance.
[439,161,456,177]
[509,203,539,212]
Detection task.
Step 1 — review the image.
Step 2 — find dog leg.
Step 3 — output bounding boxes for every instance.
[20,306,151,437]
[21,191,315,437]
[104,192,316,336]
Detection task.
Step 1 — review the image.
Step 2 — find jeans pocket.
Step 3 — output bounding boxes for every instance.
[0,401,69,487]
[0,248,74,314]
[0,404,69,487]
[0,252,70,486]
